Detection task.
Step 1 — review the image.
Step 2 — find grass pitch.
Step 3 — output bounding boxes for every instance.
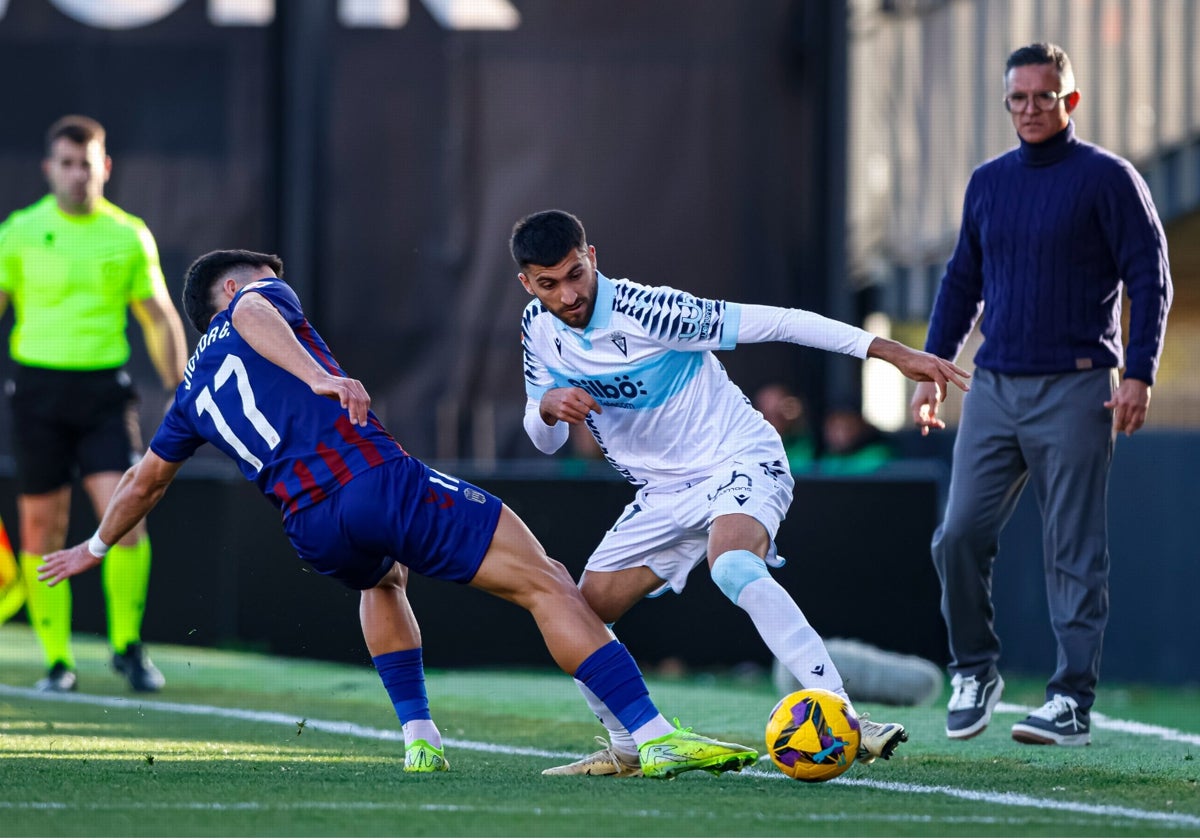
[0,624,1197,837]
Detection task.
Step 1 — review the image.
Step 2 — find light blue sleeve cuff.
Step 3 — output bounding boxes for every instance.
[720,302,742,351]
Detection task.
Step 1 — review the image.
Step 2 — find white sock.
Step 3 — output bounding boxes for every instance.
[737,576,848,699]
[402,719,442,748]
[630,715,676,746]
[575,679,640,758]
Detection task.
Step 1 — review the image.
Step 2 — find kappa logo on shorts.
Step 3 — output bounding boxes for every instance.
[708,470,752,506]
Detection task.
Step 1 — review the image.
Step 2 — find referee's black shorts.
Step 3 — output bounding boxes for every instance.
[6,364,142,495]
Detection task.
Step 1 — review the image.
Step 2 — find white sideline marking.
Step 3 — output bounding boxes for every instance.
[0,800,1122,827]
[2,684,1198,829]
[833,777,1200,828]
[0,684,564,759]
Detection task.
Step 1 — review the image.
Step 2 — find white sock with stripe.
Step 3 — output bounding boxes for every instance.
[711,549,848,699]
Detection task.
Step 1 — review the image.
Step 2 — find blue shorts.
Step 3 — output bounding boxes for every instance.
[282,457,502,590]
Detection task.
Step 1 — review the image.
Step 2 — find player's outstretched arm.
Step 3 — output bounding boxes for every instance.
[38,451,183,586]
[867,337,970,395]
[232,291,371,426]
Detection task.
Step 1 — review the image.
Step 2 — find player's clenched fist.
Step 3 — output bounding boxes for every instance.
[539,387,602,426]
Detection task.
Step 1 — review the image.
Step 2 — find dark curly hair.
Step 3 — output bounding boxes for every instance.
[181,249,284,334]
[509,209,587,269]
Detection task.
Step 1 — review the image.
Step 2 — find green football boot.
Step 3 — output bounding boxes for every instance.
[404,739,449,773]
[638,723,757,780]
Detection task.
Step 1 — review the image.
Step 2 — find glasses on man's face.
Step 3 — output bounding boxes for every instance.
[1003,90,1073,113]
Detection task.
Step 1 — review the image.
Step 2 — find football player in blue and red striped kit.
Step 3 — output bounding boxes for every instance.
[38,249,758,778]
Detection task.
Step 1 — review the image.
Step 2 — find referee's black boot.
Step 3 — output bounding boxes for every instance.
[112,643,165,692]
[35,661,77,692]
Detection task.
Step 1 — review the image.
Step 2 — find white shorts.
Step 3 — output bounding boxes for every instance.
[585,450,794,597]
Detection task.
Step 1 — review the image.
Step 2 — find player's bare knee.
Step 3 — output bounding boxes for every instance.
[591,601,626,625]
[709,513,771,559]
[578,569,653,623]
[575,588,610,622]
[512,558,578,606]
[576,585,621,625]
[20,523,69,555]
[529,555,574,590]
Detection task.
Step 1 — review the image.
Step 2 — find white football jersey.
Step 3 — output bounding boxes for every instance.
[522,273,871,487]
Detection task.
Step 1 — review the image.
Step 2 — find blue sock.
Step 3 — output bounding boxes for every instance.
[574,640,658,732]
[373,648,431,723]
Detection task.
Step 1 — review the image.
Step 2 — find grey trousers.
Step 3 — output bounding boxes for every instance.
[932,367,1117,711]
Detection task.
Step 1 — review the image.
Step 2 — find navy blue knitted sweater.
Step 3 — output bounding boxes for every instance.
[925,121,1172,384]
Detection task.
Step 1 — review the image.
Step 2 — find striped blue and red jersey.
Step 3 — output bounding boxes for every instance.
[150,279,406,517]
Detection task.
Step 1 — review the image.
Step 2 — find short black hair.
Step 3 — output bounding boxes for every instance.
[509,209,587,269]
[182,249,284,334]
[1005,42,1074,89]
[45,114,105,157]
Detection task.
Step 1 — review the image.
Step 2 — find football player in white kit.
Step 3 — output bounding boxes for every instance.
[511,210,971,777]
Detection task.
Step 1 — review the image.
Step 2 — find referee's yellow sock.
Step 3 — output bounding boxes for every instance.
[20,550,74,670]
[103,536,151,654]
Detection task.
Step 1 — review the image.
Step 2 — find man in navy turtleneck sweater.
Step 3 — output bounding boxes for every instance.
[910,43,1172,747]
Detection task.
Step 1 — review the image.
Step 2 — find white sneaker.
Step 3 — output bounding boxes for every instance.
[1011,694,1091,746]
[855,713,908,765]
[946,671,1004,740]
[542,736,642,777]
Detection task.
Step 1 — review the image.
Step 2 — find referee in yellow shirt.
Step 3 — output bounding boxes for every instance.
[0,115,186,692]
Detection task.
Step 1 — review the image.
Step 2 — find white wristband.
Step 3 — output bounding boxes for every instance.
[86,531,111,559]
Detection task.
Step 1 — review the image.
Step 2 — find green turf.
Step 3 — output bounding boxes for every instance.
[0,624,1197,837]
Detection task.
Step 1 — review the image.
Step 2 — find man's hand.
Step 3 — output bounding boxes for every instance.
[910,381,946,437]
[1105,378,1151,437]
[539,387,602,426]
[233,292,372,426]
[869,338,971,397]
[311,373,372,427]
[38,544,102,587]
